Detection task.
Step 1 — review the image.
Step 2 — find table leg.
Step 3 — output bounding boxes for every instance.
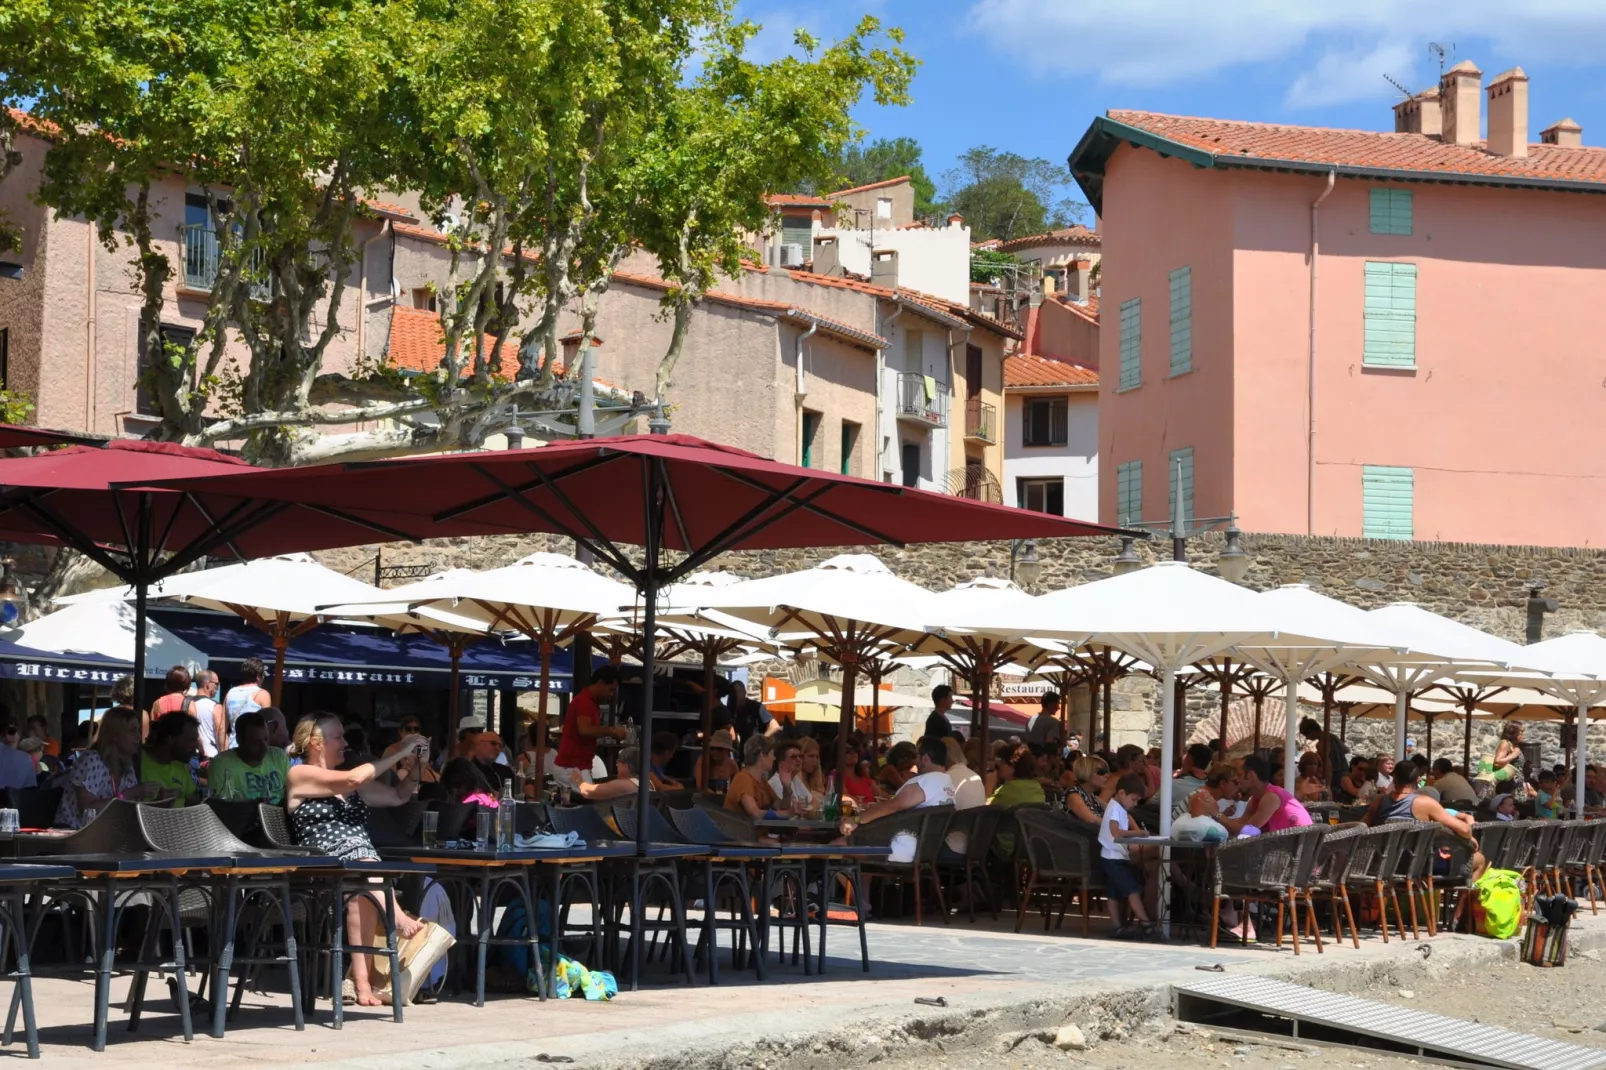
[474,871,490,1008]
[518,870,547,1001]
[8,888,37,1059]
[704,864,718,985]
[380,884,402,1024]
[165,876,195,1043]
[91,879,115,1052]
[211,875,238,1039]
[277,875,304,1031]
[330,881,345,1031]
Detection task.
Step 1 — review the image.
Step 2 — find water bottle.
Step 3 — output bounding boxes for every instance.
[822,772,840,823]
[497,777,516,850]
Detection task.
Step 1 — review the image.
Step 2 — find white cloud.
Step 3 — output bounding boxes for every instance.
[964,0,1606,108]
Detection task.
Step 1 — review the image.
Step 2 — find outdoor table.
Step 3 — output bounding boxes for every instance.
[1123,836,1217,943]
[318,859,437,1029]
[24,852,231,1051]
[751,818,842,839]
[381,843,637,1005]
[0,863,75,1059]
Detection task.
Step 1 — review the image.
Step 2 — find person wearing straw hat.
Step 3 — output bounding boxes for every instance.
[696,728,738,794]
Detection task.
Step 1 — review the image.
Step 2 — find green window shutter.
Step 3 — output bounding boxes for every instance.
[1168,267,1192,376]
[801,412,819,468]
[1119,297,1141,390]
[1168,447,1194,525]
[1116,460,1142,526]
[781,217,813,255]
[1362,465,1414,540]
[1363,261,1417,367]
[1369,188,1413,235]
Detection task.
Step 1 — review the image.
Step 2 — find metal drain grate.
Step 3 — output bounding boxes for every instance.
[1173,974,1606,1070]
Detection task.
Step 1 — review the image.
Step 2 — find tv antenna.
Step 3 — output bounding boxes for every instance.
[1428,41,1454,76]
[1383,72,1413,100]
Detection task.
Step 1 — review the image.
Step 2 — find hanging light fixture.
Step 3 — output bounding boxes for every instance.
[1217,518,1250,585]
[1112,536,1143,576]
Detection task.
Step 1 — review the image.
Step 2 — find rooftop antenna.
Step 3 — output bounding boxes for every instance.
[1428,41,1454,77]
[1383,72,1413,99]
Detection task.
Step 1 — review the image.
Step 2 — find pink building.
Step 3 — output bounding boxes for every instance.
[1072,62,1606,547]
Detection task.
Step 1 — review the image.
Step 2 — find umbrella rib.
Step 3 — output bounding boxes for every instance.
[15,497,133,580]
[108,490,136,559]
[173,492,247,564]
[298,503,425,546]
[713,470,906,548]
[522,460,630,562]
[157,501,293,578]
[658,459,692,551]
[151,493,187,561]
[665,478,820,580]
[468,463,636,579]
[431,453,617,522]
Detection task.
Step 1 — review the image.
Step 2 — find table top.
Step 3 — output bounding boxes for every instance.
[386,844,637,864]
[0,863,77,882]
[45,852,236,874]
[1124,836,1217,849]
[752,818,842,832]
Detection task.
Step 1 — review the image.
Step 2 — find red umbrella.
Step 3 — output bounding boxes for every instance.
[0,425,104,449]
[149,432,1126,843]
[0,440,503,704]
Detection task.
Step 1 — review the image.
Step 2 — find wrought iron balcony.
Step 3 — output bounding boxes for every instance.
[181,225,269,300]
[895,372,948,428]
[964,398,996,444]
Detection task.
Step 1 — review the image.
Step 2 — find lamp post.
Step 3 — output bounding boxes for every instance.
[1008,538,1042,588]
[1125,456,1247,578]
[1111,535,1144,576]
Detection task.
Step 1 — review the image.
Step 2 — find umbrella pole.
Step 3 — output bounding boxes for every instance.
[1102,672,1112,751]
[1578,700,1590,819]
[870,665,882,767]
[1321,688,1333,785]
[271,632,288,708]
[975,666,993,764]
[1393,690,1409,765]
[535,639,553,783]
[837,653,858,792]
[1158,666,1177,835]
[635,462,663,857]
[1463,707,1473,773]
[699,646,717,792]
[1425,713,1433,762]
[1219,659,1231,751]
[1283,676,1299,792]
[1340,703,1349,744]
[131,494,152,714]
[1252,690,1264,756]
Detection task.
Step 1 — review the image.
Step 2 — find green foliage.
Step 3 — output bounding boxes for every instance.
[942,146,1086,242]
[969,247,1021,285]
[0,389,35,426]
[834,136,937,217]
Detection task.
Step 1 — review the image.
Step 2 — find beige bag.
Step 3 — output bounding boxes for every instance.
[369,921,456,1005]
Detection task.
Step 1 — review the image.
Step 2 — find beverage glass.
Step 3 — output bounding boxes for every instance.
[82,808,98,828]
[475,810,493,849]
[0,809,16,834]
[421,810,440,847]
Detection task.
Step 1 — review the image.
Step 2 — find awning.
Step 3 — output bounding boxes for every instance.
[152,609,572,691]
[0,640,138,683]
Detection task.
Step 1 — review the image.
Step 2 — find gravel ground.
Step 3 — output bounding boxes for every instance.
[871,949,1606,1070]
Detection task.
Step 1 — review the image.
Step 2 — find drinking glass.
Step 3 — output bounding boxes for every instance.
[421,810,440,847]
[475,810,493,849]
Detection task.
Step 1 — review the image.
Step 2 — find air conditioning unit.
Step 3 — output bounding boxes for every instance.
[779,243,806,267]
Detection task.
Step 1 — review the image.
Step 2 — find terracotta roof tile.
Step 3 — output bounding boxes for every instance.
[386,305,517,378]
[1004,354,1098,388]
[997,226,1102,253]
[611,271,889,350]
[1048,293,1100,324]
[1106,109,1606,187]
[363,199,419,222]
[826,175,910,197]
[766,193,835,209]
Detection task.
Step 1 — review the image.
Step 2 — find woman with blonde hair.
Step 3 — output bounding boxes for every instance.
[797,736,828,798]
[56,706,152,828]
[1065,755,1109,824]
[286,714,432,1007]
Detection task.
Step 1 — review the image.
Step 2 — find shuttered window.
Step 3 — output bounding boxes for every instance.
[1168,447,1194,525]
[1116,460,1142,527]
[1363,261,1417,367]
[1168,267,1192,376]
[1369,188,1413,235]
[800,411,821,468]
[1022,396,1068,447]
[1363,465,1414,540]
[781,215,813,255]
[1118,297,1141,390]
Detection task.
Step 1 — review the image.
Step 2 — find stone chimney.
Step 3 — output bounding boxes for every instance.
[946,213,964,228]
[870,249,900,291]
[1541,117,1583,147]
[1393,88,1442,137]
[1068,259,1093,303]
[1486,67,1529,157]
[1439,59,1483,148]
[812,235,844,277]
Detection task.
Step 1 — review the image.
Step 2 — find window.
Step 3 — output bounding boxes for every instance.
[1022,396,1068,447]
[1369,188,1413,235]
[904,328,923,371]
[1363,261,1417,367]
[900,442,921,488]
[1018,477,1064,516]
[965,344,982,399]
[1168,266,1192,376]
[1167,446,1194,525]
[839,420,860,476]
[1118,297,1141,390]
[135,323,196,418]
[1363,465,1414,540]
[781,214,813,253]
[876,197,893,220]
[800,411,822,468]
[411,288,437,312]
[1116,460,1142,526]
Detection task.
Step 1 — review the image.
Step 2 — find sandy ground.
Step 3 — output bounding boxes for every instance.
[872,948,1606,1070]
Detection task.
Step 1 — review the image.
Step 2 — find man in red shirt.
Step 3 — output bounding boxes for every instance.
[553,666,625,787]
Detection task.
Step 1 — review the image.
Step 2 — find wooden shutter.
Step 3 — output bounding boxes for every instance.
[1363,262,1417,367]
[1168,447,1194,525]
[1119,297,1141,390]
[1369,188,1413,235]
[1116,460,1142,526]
[1363,465,1414,540]
[781,216,813,253]
[1049,397,1068,445]
[1168,267,1192,376]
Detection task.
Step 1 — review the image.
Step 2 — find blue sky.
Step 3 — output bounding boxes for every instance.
[737,0,1606,216]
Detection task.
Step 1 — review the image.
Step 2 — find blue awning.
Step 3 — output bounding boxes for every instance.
[151,609,572,691]
[0,640,137,684]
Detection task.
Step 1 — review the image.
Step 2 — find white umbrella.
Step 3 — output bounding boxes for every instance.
[670,553,942,776]
[8,599,208,677]
[954,561,1336,834]
[151,553,389,702]
[1462,631,1606,819]
[325,551,636,768]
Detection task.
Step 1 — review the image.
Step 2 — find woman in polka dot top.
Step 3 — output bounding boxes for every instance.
[286,714,429,1007]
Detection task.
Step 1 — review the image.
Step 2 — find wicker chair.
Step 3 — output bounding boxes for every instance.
[548,804,617,844]
[1386,822,1442,940]
[1532,821,1572,897]
[852,807,951,926]
[1208,826,1323,953]
[1012,811,1105,936]
[934,807,1005,922]
[1302,825,1366,949]
[1341,824,1406,943]
[1560,819,1606,913]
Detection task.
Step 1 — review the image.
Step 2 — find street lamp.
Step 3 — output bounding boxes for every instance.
[1010,538,1042,588]
[1217,518,1250,584]
[1112,535,1144,575]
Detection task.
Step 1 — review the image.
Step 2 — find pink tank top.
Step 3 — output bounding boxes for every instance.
[1262,784,1313,833]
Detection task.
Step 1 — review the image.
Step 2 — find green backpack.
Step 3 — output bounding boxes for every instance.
[1472,869,1523,940]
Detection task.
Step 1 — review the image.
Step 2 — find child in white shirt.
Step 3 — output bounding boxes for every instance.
[1098,774,1154,937]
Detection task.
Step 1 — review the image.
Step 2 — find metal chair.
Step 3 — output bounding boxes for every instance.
[1012,811,1105,936]
[1562,819,1606,913]
[1340,825,1405,943]
[853,807,951,926]
[1208,826,1320,953]
[548,805,617,844]
[1302,825,1366,949]
[669,807,811,974]
[935,807,1005,922]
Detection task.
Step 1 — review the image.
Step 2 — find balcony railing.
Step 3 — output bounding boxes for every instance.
[964,398,996,444]
[182,225,269,300]
[895,372,948,428]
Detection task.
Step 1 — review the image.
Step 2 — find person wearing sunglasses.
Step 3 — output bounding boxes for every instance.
[382,718,439,784]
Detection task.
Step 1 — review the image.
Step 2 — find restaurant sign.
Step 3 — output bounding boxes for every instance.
[1000,680,1051,698]
[271,666,572,691]
[0,660,152,682]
